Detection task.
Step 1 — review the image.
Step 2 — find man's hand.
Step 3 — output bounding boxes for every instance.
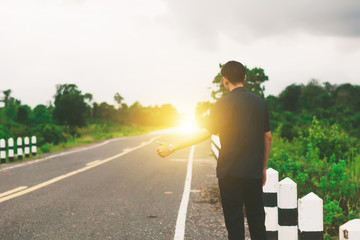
[156,141,173,158]
[155,129,211,158]
[262,169,267,186]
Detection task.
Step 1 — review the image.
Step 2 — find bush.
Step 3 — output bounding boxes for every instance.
[33,124,68,146]
[300,117,356,162]
[0,125,11,139]
[269,118,360,238]
[40,143,52,153]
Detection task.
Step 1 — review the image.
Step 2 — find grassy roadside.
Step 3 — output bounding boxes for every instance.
[0,124,161,169]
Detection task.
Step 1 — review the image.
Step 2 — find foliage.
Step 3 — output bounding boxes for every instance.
[32,123,68,146]
[114,92,124,107]
[267,80,360,139]
[31,104,53,125]
[211,63,269,100]
[53,84,89,127]
[268,120,360,238]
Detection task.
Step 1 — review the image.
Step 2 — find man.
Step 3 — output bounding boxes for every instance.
[157,60,271,240]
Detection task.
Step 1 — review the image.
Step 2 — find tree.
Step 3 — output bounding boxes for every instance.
[211,64,227,100]
[53,84,87,127]
[16,105,31,125]
[127,101,143,124]
[335,83,360,111]
[1,89,21,121]
[114,92,124,108]
[32,104,53,125]
[83,93,93,119]
[3,89,11,107]
[278,84,302,112]
[211,63,269,100]
[299,79,332,111]
[97,102,116,122]
[244,67,269,98]
[84,93,93,103]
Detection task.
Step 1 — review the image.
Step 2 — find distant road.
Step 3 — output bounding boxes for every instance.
[0,130,228,239]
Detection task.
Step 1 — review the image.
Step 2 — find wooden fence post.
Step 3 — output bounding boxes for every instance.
[31,136,37,156]
[339,219,360,240]
[298,192,323,240]
[24,137,30,158]
[263,167,279,240]
[17,137,23,160]
[278,177,297,240]
[0,139,6,164]
[8,138,14,162]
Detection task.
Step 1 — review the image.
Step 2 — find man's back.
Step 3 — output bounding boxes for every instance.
[208,87,270,179]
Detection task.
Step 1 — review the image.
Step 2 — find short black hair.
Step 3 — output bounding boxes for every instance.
[220,61,246,84]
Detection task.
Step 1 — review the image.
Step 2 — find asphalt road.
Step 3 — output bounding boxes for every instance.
[0,130,229,240]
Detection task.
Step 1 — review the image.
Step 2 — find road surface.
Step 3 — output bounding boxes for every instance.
[0,130,233,240]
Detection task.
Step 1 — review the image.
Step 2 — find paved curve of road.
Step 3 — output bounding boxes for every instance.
[0,130,230,240]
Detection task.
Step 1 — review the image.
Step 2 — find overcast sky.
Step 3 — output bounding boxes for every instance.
[1,0,360,115]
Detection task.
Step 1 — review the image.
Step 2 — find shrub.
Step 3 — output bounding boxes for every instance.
[40,143,52,153]
[269,118,359,238]
[33,124,67,146]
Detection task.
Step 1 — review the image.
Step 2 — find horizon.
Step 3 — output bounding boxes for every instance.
[1,78,358,116]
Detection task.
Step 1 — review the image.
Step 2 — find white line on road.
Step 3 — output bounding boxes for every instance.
[174,145,195,240]
[86,160,101,166]
[0,136,160,204]
[0,186,28,198]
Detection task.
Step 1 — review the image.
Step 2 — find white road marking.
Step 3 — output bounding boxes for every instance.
[174,145,195,240]
[122,148,132,152]
[86,160,101,166]
[170,158,188,162]
[0,186,28,198]
[171,158,214,163]
[0,136,160,204]
[190,189,201,193]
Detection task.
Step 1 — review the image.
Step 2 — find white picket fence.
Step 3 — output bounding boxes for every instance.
[0,136,37,163]
[211,135,360,240]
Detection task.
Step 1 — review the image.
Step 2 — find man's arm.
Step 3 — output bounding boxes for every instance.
[156,128,212,158]
[262,131,272,186]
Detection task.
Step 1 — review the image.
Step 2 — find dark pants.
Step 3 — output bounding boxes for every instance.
[218,176,267,240]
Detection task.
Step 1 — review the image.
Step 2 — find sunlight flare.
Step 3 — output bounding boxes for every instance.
[176,114,200,134]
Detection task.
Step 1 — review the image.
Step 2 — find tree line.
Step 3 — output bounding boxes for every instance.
[0,84,179,146]
[196,64,360,140]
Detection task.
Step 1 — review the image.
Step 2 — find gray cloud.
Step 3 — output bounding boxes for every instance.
[1,0,359,113]
[164,0,360,45]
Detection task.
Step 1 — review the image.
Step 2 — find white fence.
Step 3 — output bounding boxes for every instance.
[0,136,37,163]
[211,135,359,240]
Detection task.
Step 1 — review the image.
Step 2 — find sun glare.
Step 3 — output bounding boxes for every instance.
[176,114,200,134]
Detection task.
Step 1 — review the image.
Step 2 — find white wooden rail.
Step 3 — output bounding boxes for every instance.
[210,134,359,240]
[0,136,37,163]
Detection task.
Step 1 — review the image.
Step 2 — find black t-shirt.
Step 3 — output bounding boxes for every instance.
[206,87,271,179]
